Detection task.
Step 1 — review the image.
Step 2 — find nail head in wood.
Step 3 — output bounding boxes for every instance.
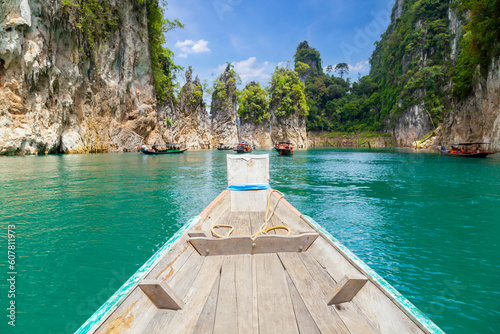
[139,279,184,310]
[327,274,368,305]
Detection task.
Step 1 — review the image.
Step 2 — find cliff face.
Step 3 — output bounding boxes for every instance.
[239,119,272,148]
[372,0,500,149]
[270,112,307,148]
[0,0,156,154]
[158,68,210,148]
[210,64,239,147]
[438,58,500,148]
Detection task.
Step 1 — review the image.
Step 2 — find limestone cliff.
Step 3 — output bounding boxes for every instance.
[437,58,500,148]
[157,68,210,148]
[270,112,307,148]
[239,119,272,148]
[371,0,500,149]
[210,64,239,147]
[0,0,157,154]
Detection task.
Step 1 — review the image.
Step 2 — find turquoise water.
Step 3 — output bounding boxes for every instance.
[1,149,499,333]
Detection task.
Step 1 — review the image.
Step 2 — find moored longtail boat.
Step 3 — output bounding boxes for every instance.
[275,141,294,156]
[77,154,444,334]
[138,143,187,154]
[234,141,253,153]
[438,142,497,158]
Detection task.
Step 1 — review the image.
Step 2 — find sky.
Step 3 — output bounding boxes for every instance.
[163,0,395,89]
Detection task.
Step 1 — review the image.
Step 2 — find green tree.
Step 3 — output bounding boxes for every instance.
[238,82,269,124]
[335,63,349,79]
[269,67,309,117]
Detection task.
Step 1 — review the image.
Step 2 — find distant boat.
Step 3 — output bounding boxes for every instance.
[138,143,187,155]
[234,141,253,153]
[274,141,294,156]
[439,142,497,158]
[217,143,233,150]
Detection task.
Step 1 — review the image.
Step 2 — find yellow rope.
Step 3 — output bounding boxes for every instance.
[210,224,234,238]
[210,189,291,239]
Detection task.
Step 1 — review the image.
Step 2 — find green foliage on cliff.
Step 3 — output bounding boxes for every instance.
[63,0,182,104]
[62,0,121,54]
[141,0,183,103]
[452,0,500,98]
[269,67,309,117]
[370,0,452,127]
[294,41,323,74]
[212,64,241,112]
[238,82,269,124]
[294,42,381,132]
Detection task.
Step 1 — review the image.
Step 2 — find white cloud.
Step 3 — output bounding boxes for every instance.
[348,60,370,72]
[234,57,271,81]
[174,39,210,57]
[216,57,274,82]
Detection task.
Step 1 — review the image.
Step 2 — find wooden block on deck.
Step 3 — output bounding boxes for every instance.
[189,233,318,256]
[188,231,208,238]
[327,274,368,305]
[253,233,318,254]
[139,279,184,310]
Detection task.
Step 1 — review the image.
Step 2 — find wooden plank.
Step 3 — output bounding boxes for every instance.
[285,271,321,334]
[307,237,363,282]
[328,275,368,305]
[145,244,194,281]
[193,272,221,334]
[255,254,299,334]
[188,231,209,238]
[329,302,380,334]
[231,190,268,212]
[139,280,184,310]
[95,288,155,334]
[252,253,259,334]
[230,212,252,236]
[297,252,377,334]
[271,215,288,235]
[235,254,253,333]
[253,234,318,254]
[189,234,318,256]
[190,236,254,256]
[249,211,265,235]
[278,252,349,334]
[352,282,425,333]
[141,309,177,334]
[165,256,225,333]
[213,256,238,333]
[227,154,269,186]
[168,251,205,299]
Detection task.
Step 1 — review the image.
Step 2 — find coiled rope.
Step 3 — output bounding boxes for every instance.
[211,189,291,239]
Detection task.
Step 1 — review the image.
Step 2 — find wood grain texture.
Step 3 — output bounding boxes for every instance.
[255,254,299,334]
[213,256,238,334]
[278,252,349,334]
[165,256,225,333]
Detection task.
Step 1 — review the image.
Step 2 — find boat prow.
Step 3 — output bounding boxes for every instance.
[77,154,444,334]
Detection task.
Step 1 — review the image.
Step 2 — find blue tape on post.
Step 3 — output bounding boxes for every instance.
[225,184,271,191]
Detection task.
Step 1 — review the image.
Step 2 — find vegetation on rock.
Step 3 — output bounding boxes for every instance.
[269,66,309,117]
[452,0,500,98]
[369,0,452,128]
[211,64,241,113]
[62,0,182,104]
[238,82,269,124]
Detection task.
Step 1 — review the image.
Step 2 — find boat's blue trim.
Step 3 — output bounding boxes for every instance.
[75,216,202,334]
[302,215,445,334]
[226,184,271,191]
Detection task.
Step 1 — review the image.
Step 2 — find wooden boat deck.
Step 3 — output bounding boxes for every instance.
[80,155,442,334]
[92,211,425,333]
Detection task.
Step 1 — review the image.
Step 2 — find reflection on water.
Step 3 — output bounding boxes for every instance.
[0,149,499,333]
